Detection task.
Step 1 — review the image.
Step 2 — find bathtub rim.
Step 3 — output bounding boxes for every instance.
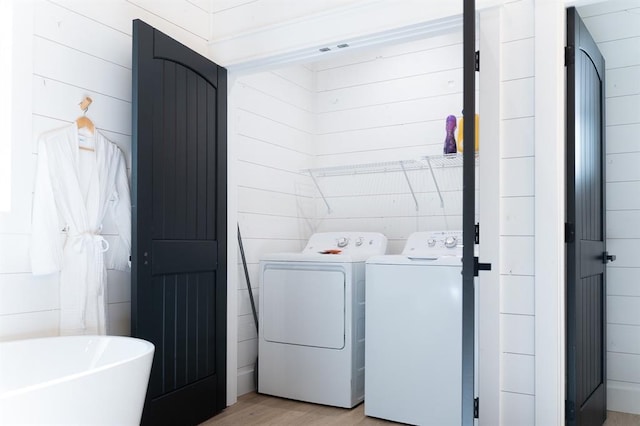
[0,335,154,399]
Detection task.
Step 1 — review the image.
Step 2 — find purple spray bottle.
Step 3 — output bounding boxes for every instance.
[443,115,457,154]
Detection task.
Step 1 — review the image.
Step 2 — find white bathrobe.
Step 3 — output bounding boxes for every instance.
[31,125,131,335]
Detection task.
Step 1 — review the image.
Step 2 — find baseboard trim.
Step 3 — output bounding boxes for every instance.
[237,367,256,397]
[608,380,640,415]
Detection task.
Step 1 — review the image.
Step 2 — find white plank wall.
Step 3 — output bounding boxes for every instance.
[498,1,536,424]
[313,32,466,251]
[0,0,209,341]
[581,2,640,415]
[232,31,469,393]
[233,65,316,395]
[210,0,363,40]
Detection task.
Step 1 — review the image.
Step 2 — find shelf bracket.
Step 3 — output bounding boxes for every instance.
[424,156,445,208]
[308,170,332,214]
[399,161,419,211]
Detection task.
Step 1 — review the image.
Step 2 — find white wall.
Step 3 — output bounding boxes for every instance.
[232,65,316,394]
[498,1,536,424]
[580,2,640,415]
[209,0,465,66]
[0,0,210,340]
[312,33,466,252]
[231,30,467,394]
[0,1,12,213]
[211,0,365,40]
[533,0,566,423]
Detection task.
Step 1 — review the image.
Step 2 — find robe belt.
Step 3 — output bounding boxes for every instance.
[71,231,110,254]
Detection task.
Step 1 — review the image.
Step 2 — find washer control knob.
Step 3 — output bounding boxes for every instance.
[355,237,364,247]
[427,238,437,247]
[444,236,457,248]
[337,237,349,248]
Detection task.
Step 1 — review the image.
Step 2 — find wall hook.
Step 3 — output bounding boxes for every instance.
[79,96,92,115]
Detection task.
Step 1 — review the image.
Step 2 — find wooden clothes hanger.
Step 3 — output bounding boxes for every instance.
[75,96,95,152]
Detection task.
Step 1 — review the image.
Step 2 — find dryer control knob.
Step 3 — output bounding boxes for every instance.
[427,238,437,247]
[337,237,349,248]
[445,236,457,248]
[355,237,364,247]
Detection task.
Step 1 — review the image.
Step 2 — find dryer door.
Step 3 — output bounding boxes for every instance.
[262,265,345,349]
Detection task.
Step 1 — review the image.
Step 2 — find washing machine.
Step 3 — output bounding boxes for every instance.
[365,230,463,425]
[258,232,387,408]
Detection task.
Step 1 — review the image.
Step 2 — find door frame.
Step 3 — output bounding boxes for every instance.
[532,2,610,424]
[534,1,567,425]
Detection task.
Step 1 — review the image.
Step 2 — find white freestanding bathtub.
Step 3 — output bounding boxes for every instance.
[0,335,154,425]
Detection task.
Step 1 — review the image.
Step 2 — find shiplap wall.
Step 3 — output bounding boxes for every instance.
[0,0,210,341]
[313,33,466,253]
[233,65,316,394]
[0,3,11,213]
[232,32,466,394]
[498,1,536,424]
[581,3,640,415]
[208,0,464,67]
[210,0,363,40]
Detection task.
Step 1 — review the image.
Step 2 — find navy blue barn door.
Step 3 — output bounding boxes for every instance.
[566,7,612,426]
[131,19,227,425]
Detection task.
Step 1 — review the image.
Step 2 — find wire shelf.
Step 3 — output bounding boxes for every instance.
[302,154,476,178]
[302,159,423,178]
[302,153,478,213]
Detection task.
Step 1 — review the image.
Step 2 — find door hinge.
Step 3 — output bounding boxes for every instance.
[475,50,480,72]
[565,222,575,243]
[474,223,480,245]
[565,400,575,421]
[474,397,480,419]
[565,45,575,66]
[474,257,492,277]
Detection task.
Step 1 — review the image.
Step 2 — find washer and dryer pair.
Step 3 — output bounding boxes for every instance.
[258,230,463,425]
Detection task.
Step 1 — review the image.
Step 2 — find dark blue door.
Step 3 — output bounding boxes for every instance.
[132,19,227,425]
[566,7,613,426]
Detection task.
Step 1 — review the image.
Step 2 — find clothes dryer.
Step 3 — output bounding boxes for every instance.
[365,230,463,425]
[258,232,387,408]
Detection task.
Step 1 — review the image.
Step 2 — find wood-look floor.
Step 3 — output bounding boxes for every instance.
[202,392,640,425]
[201,392,398,425]
[605,411,640,426]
